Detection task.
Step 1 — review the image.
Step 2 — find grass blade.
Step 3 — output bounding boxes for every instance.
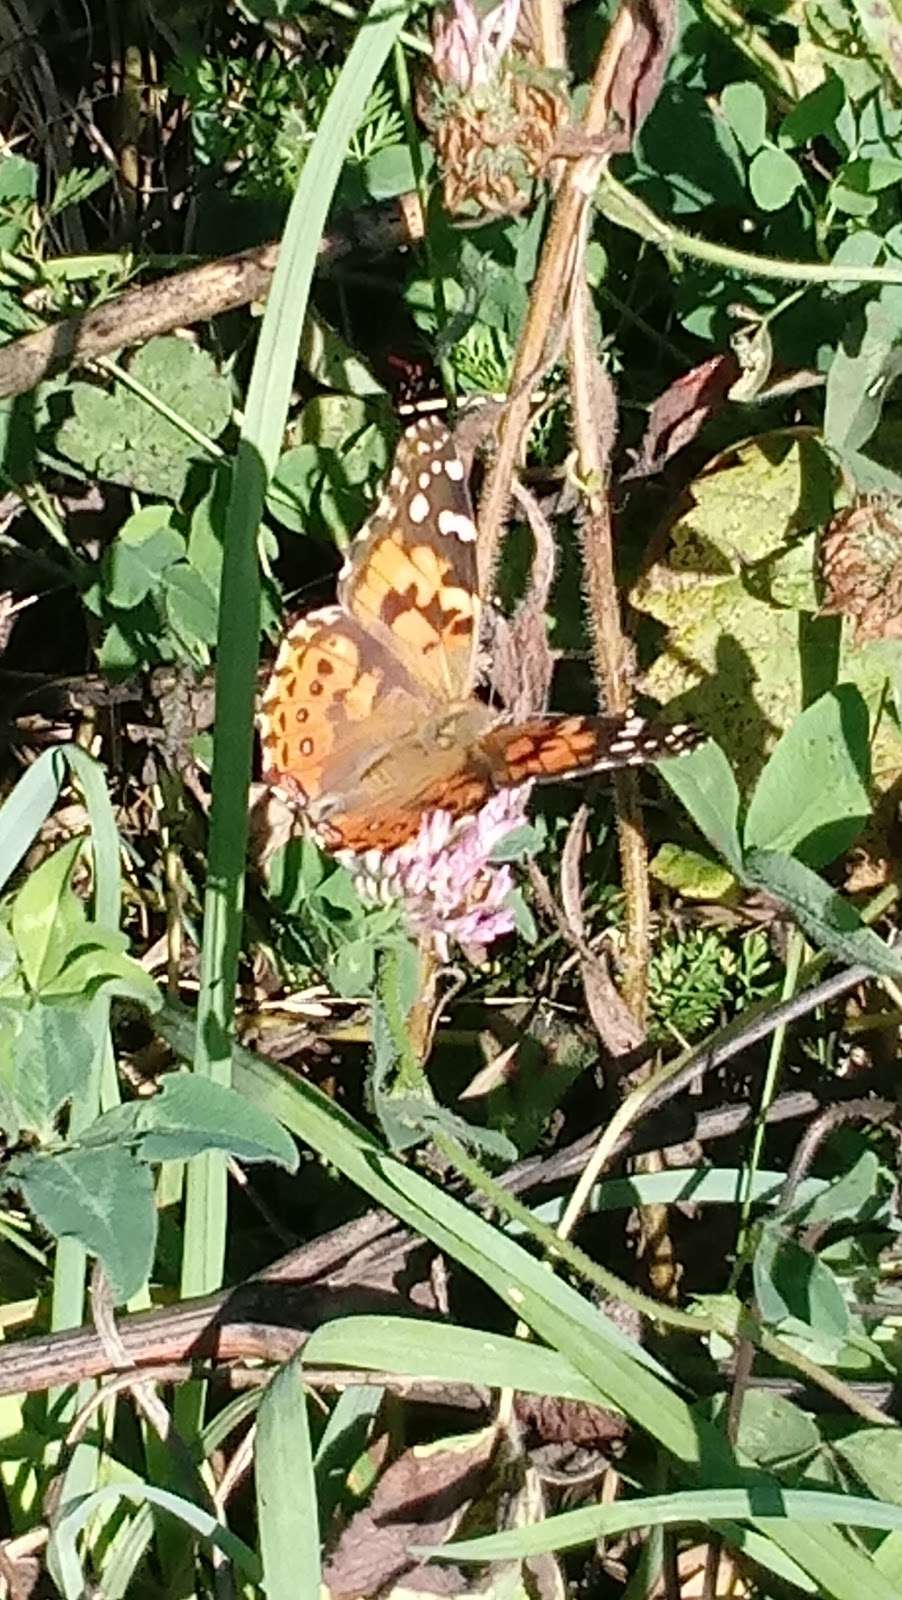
[184,0,411,1302]
[256,1361,321,1600]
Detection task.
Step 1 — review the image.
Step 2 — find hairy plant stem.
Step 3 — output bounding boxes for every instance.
[596,169,902,287]
[475,3,636,589]
[568,274,650,1025]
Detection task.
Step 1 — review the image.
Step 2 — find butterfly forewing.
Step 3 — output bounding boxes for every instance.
[338,415,481,704]
[313,713,702,854]
[479,715,703,786]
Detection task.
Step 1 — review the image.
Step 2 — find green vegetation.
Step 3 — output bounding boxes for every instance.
[3,0,902,1595]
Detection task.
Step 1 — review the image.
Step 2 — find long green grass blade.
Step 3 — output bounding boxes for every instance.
[305,1316,603,1403]
[256,1361,321,1600]
[184,0,411,1302]
[423,1487,902,1560]
[0,748,64,892]
[63,747,121,927]
[48,1480,261,1598]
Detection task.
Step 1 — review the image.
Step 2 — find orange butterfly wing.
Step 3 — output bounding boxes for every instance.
[338,414,481,704]
[308,714,702,853]
[258,607,428,817]
[259,417,702,854]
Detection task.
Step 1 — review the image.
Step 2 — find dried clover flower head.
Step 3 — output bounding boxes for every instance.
[432,0,521,92]
[819,497,902,643]
[336,788,531,961]
[418,0,567,218]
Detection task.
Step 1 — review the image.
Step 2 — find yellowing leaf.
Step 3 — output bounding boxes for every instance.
[630,432,902,807]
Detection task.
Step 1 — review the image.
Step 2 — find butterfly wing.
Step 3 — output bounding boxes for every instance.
[317,713,701,853]
[477,714,703,785]
[338,415,481,704]
[259,606,430,819]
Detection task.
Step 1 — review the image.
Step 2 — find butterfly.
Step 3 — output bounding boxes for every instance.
[259,415,700,854]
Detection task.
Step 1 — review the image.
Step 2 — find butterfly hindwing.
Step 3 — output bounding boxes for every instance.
[258,607,428,814]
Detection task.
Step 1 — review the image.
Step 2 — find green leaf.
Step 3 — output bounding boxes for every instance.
[97,619,143,673]
[10,839,85,991]
[46,166,111,218]
[15,1145,156,1303]
[256,1362,321,1600]
[506,888,537,942]
[830,230,884,295]
[11,1004,95,1136]
[0,154,37,201]
[721,81,767,155]
[364,143,417,200]
[134,1074,299,1170]
[649,843,737,900]
[825,300,902,456]
[779,75,844,147]
[656,741,743,873]
[103,506,184,608]
[830,181,878,218]
[732,1390,821,1474]
[753,1223,849,1348]
[836,1431,902,1508]
[749,146,804,210]
[163,562,219,649]
[792,1151,882,1228]
[42,941,162,1008]
[489,823,544,862]
[742,849,902,977]
[744,686,871,867]
[186,467,229,591]
[267,443,326,535]
[56,338,232,502]
[299,310,386,399]
[328,938,376,997]
[842,157,902,193]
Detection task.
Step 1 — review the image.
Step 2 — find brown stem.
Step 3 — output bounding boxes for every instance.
[475,4,636,590]
[568,274,650,1025]
[0,198,422,400]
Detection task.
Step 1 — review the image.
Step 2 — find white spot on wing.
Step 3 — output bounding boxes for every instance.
[444,457,465,481]
[418,472,431,490]
[409,492,430,524]
[437,508,477,542]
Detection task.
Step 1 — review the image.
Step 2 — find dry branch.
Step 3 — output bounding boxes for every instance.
[0,197,422,399]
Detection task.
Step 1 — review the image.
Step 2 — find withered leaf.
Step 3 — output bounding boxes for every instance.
[608,0,679,152]
[323,1427,497,1600]
[625,354,739,480]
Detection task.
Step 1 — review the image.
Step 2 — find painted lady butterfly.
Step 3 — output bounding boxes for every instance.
[259,415,700,853]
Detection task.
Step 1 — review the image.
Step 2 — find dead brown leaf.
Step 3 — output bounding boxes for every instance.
[608,0,679,152]
[626,354,739,480]
[323,1427,498,1600]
